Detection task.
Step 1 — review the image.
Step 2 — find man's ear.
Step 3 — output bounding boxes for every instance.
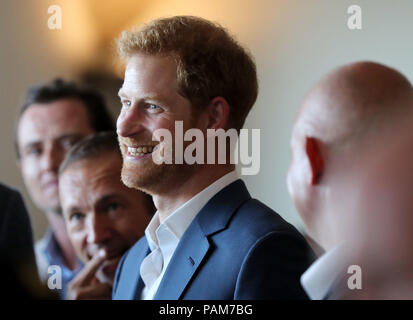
[305,137,324,185]
[205,97,230,130]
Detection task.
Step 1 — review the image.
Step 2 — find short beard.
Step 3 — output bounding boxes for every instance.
[121,157,198,196]
[119,111,203,195]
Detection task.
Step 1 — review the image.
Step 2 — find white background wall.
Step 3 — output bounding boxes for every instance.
[1,0,412,240]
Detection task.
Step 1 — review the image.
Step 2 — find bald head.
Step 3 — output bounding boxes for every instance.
[287,62,413,249]
[293,62,413,147]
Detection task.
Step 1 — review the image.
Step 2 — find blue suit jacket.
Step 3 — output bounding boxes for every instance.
[113,180,315,300]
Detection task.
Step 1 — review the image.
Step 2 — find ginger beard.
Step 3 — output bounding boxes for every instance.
[119,121,201,196]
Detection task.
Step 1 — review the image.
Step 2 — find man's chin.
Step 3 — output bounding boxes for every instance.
[121,161,166,192]
[120,171,151,191]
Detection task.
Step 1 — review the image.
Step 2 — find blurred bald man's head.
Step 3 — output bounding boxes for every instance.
[287,61,413,251]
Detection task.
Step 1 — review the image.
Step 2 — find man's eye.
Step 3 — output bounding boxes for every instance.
[70,212,84,222]
[107,203,121,212]
[27,147,42,156]
[122,100,132,107]
[147,104,162,113]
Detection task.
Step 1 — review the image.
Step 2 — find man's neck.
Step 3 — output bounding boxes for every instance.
[45,210,79,271]
[153,165,235,223]
[317,236,341,253]
[314,212,345,252]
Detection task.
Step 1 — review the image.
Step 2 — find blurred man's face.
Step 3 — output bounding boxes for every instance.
[117,53,201,193]
[348,115,413,274]
[17,99,94,213]
[287,109,413,251]
[59,153,151,284]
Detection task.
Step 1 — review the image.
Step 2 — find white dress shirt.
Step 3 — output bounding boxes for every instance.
[140,171,239,300]
[300,244,346,300]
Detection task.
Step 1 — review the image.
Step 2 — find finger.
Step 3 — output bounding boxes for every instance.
[76,249,107,286]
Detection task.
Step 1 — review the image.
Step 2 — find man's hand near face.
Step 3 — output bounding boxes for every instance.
[67,250,112,300]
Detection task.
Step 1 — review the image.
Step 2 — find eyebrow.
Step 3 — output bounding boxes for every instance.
[96,194,120,206]
[24,140,41,151]
[118,89,127,98]
[56,133,84,143]
[66,206,82,217]
[118,88,165,101]
[94,194,124,212]
[22,133,85,157]
[24,133,83,147]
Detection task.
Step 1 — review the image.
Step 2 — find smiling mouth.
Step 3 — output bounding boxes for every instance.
[126,145,157,157]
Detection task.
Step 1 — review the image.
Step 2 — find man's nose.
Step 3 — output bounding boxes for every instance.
[86,214,112,245]
[41,144,62,173]
[117,106,145,138]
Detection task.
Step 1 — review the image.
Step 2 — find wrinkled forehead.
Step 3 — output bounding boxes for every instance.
[17,100,91,146]
[59,156,123,204]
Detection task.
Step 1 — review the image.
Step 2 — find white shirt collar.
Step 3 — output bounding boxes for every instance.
[300,244,346,300]
[140,170,239,300]
[145,170,239,251]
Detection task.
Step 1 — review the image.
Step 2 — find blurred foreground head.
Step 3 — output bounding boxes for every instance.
[287,62,413,297]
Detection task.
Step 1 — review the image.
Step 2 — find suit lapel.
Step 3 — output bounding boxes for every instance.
[154,221,210,300]
[116,238,150,300]
[131,246,150,299]
[154,179,251,299]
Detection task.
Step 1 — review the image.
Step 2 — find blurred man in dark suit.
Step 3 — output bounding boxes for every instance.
[0,182,35,271]
[0,182,54,299]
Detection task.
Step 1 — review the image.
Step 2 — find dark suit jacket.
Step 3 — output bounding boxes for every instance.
[0,183,43,299]
[0,183,36,265]
[113,179,315,300]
